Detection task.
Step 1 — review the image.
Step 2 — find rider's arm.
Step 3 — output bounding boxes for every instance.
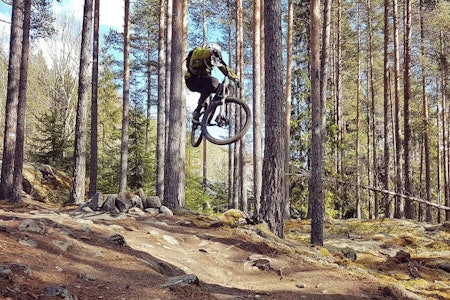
[207,49,238,80]
[218,65,238,81]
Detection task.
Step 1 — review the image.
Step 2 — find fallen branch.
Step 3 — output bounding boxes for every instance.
[286,171,450,212]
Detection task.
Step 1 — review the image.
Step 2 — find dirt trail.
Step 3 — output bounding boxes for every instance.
[0,199,436,299]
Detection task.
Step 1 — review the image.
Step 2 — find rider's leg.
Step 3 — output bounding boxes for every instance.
[198,75,219,95]
[192,93,209,123]
[186,75,219,95]
[191,76,219,122]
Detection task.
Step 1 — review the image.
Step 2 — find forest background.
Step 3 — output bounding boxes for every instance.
[0,0,450,244]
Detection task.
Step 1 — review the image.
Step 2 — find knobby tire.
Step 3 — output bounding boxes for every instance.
[190,123,203,147]
[201,97,251,145]
[190,101,209,147]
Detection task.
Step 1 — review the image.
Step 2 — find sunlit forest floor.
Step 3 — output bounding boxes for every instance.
[1,197,449,299]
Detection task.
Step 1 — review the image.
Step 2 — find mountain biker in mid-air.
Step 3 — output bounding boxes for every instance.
[184,43,240,124]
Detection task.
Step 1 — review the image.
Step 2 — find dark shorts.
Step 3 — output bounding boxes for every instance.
[185,75,219,98]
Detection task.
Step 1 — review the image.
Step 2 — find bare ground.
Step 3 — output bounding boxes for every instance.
[0,198,447,300]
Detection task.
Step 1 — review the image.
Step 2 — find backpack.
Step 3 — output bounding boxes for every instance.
[185,49,194,73]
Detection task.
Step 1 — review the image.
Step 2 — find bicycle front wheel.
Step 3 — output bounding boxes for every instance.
[201,97,251,145]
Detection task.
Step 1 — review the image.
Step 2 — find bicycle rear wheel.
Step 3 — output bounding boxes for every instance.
[201,97,251,145]
[190,122,203,147]
[190,101,209,147]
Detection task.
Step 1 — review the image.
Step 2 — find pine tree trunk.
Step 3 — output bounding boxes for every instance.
[383,0,392,218]
[236,0,247,212]
[145,34,152,152]
[403,0,414,219]
[367,0,379,218]
[69,0,93,205]
[284,0,293,219]
[1,0,24,200]
[12,0,31,204]
[356,3,362,219]
[201,0,207,188]
[165,0,173,144]
[419,0,431,222]
[252,0,263,219]
[309,0,324,245]
[439,31,449,221]
[261,0,286,238]
[226,7,234,209]
[119,0,130,194]
[156,0,167,198]
[437,111,442,223]
[392,0,404,219]
[334,0,344,218]
[163,0,186,209]
[89,0,100,198]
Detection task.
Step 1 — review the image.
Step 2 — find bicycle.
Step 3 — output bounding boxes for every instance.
[190,76,251,147]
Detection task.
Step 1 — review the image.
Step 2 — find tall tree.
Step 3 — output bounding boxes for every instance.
[1,0,24,200]
[383,0,391,218]
[11,0,32,204]
[437,105,442,223]
[439,30,449,221]
[356,1,362,219]
[226,0,235,210]
[252,0,263,219]
[392,0,403,219]
[232,0,242,211]
[261,0,286,238]
[201,0,208,188]
[163,0,186,209]
[419,0,431,222]
[320,0,331,130]
[69,0,93,205]
[284,0,293,218]
[403,0,413,219]
[89,0,100,198]
[236,0,248,212]
[156,0,167,198]
[334,0,344,218]
[309,0,324,245]
[367,0,379,218]
[165,0,172,142]
[119,0,131,194]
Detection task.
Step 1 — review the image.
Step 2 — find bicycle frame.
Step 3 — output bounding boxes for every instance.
[191,75,249,147]
[214,76,232,116]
